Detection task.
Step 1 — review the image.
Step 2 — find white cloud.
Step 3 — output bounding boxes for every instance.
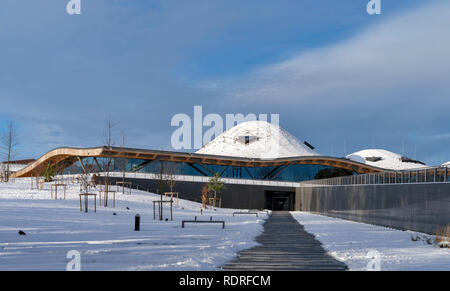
[209,1,450,114]
[195,1,450,164]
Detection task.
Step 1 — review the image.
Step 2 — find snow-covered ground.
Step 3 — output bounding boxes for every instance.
[4,178,448,271]
[0,178,266,271]
[291,212,450,271]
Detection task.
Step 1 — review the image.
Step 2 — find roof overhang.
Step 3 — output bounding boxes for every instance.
[13,146,389,178]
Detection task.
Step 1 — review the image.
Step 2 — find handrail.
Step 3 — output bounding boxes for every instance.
[299,165,450,186]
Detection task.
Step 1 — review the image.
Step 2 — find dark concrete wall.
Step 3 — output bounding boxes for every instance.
[106,177,294,210]
[296,183,450,234]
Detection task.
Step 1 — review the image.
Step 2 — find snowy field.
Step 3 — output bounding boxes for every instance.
[291,212,450,271]
[0,178,266,271]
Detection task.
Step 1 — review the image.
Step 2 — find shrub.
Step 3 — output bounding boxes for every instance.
[43,164,55,182]
[435,225,450,248]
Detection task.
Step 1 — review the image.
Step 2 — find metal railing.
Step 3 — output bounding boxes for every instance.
[46,165,450,188]
[52,172,299,188]
[105,172,300,188]
[300,165,450,187]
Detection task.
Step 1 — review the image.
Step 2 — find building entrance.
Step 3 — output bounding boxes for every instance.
[265,191,295,211]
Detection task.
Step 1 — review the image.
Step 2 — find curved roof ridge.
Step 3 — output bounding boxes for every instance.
[196,120,319,159]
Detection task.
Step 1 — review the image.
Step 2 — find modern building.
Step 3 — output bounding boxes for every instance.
[1,159,36,174]
[14,121,393,210]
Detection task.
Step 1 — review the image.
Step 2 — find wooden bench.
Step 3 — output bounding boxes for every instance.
[182,216,225,229]
[233,212,259,217]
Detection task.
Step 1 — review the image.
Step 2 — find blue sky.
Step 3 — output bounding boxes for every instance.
[1,0,449,165]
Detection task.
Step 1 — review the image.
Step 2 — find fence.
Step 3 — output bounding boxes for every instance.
[300,165,450,187]
[296,165,450,235]
[104,171,300,188]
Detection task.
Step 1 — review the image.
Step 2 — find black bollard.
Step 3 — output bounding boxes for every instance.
[135,214,140,231]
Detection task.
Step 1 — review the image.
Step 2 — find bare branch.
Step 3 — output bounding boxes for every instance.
[0,120,19,181]
[100,117,117,192]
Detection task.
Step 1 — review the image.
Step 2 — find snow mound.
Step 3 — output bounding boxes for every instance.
[196,121,319,159]
[347,149,428,170]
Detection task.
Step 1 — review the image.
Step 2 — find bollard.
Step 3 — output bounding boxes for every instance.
[135,214,140,231]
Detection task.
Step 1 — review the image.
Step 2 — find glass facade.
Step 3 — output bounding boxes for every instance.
[63,157,354,183]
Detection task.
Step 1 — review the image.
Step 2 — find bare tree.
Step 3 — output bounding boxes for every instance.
[69,162,80,184]
[101,118,116,192]
[164,162,179,194]
[156,160,167,220]
[0,163,6,182]
[79,161,96,194]
[0,121,19,182]
[31,165,44,190]
[116,131,127,193]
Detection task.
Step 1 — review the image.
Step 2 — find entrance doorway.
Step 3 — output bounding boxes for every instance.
[265,191,295,211]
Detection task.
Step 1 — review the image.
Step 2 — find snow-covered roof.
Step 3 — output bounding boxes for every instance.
[347,149,427,171]
[196,120,319,159]
[0,163,29,172]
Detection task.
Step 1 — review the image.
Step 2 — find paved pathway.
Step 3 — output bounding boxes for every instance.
[223,211,347,271]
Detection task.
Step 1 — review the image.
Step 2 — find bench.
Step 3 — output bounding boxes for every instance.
[182,216,225,229]
[233,212,259,217]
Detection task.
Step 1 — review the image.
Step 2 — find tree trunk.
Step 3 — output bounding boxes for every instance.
[160,190,163,220]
